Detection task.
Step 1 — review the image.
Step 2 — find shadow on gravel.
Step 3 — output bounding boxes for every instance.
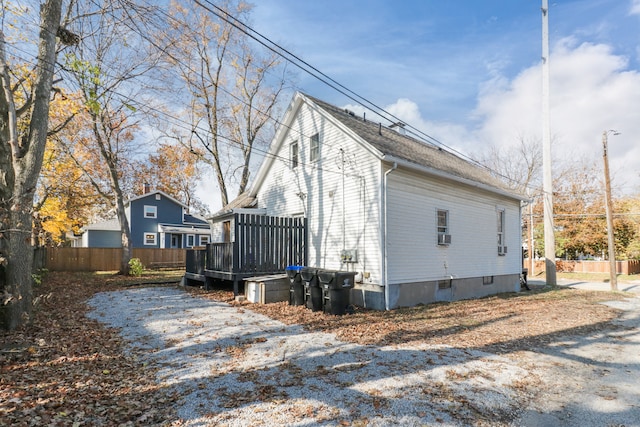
[87,285,640,426]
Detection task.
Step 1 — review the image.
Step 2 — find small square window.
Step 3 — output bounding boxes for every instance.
[144,233,157,245]
[438,279,452,289]
[199,235,210,246]
[290,141,299,169]
[144,205,157,218]
[310,133,320,162]
[483,276,494,285]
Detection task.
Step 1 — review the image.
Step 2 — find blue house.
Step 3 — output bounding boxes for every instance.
[73,190,211,249]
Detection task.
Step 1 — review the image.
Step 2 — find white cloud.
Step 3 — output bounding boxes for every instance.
[359,40,640,195]
[630,0,640,15]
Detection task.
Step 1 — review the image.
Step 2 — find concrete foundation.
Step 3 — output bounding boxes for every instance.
[351,274,521,310]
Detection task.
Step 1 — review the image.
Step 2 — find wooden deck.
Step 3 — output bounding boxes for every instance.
[185,213,307,294]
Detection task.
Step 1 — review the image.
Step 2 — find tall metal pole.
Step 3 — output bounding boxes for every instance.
[602,130,618,291]
[541,0,556,285]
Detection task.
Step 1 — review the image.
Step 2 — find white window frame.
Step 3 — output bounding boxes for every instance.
[186,234,195,248]
[199,235,210,246]
[290,140,299,169]
[144,205,157,219]
[144,232,157,246]
[497,208,507,255]
[310,133,320,162]
[436,209,451,245]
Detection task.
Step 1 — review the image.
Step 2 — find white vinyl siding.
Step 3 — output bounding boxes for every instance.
[255,102,382,281]
[385,169,521,284]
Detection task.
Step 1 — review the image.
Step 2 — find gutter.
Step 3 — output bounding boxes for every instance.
[383,162,398,311]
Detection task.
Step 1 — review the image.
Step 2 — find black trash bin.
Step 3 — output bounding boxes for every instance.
[300,267,322,311]
[317,269,356,315]
[286,265,304,306]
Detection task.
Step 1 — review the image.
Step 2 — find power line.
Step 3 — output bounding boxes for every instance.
[8,2,529,191]
[193,0,518,184]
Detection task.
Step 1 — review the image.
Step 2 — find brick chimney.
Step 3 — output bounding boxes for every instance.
[143,183,151,194]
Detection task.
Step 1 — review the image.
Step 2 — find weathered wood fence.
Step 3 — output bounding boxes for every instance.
[527,259,640,275]
[42,247,187,272]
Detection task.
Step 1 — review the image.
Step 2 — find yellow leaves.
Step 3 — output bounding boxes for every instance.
[38,197,71,244]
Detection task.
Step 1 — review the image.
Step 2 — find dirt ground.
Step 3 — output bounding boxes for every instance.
[0,272,636,426]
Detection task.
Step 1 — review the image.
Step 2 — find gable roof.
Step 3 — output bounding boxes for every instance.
[246,92,524,203]
[126,190,187,208]
[303,94,522,199]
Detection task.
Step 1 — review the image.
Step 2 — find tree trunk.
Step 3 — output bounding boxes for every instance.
[114,184,132,275]
[0,0,62,330]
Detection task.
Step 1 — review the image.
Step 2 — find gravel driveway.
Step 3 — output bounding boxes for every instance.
[87,283,640,426]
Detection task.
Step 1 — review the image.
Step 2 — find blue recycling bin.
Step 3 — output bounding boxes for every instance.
[286,265,304,306]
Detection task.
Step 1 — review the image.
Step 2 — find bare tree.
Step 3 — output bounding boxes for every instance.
[477,135,543,194]
[62,2,160,274]
[161,0,289,208]
[0,0,66,330]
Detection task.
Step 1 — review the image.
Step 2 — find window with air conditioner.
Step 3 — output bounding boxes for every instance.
[497,209,507,255]
[436,209,451,245]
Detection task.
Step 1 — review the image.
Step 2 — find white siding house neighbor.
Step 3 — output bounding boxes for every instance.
[213,92,526,310]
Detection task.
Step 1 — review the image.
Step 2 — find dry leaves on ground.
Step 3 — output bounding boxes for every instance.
[1,272,630,427]
[190,283,628,353]
[0,272,182,427]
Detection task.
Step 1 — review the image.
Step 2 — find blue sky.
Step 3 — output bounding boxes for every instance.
[246,0,640,197]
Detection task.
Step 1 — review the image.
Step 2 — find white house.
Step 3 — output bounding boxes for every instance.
[212,92,526,310]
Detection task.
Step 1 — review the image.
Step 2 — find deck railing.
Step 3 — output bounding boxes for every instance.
[187,213,307,277]
[205,243,234,272]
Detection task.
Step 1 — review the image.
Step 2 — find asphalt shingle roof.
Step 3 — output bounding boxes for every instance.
[306,94,520,198]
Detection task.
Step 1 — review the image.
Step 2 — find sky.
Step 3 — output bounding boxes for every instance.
[236,0,640,202]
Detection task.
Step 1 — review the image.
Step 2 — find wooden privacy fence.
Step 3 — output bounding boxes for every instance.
[43,247,187,272]
[233,213,307,274]
[528,259,640,275]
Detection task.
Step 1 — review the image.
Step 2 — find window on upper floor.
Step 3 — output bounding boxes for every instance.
[290,141,299,169]
[497,209,507,255]
[436,209,451,245]
[144,205,157,219]
[310,133,320,162]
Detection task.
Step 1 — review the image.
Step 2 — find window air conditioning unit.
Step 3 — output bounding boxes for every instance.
[437,234,452,245]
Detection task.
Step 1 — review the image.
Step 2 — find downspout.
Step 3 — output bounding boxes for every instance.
[383,162,398,311]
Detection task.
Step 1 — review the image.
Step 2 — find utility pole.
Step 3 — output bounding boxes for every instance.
[541,0,556,285]
[602,130,619,291]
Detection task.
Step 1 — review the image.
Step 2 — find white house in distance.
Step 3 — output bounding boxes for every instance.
[213,92,526,310]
